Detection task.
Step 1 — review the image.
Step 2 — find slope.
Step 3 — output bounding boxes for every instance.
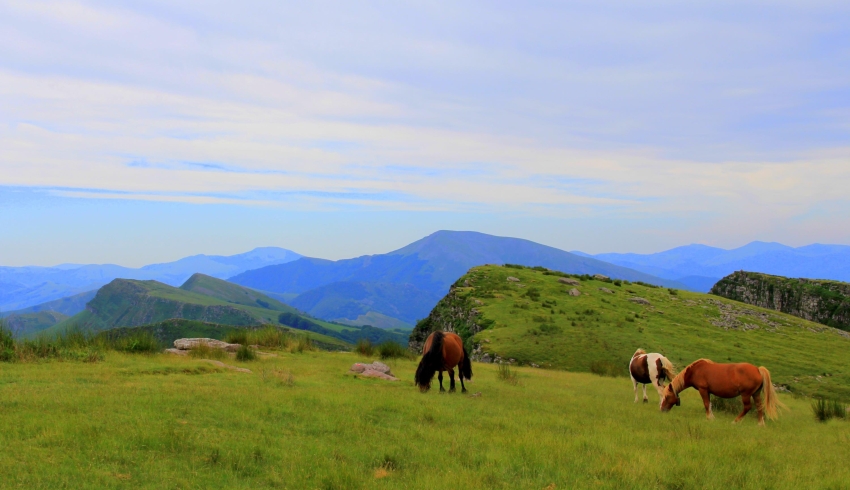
[3,311,69,337]
[1,290,97,318]
[179,273,298,313]
[411,265,850,399]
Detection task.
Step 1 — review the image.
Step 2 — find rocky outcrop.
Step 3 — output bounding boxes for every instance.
[173,338,242,352]
[349,361,398,381]
[711,271,850,331]
[409,285,485,353]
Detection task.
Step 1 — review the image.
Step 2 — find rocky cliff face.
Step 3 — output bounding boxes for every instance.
[408,281,487,353]
[711,271,850,331]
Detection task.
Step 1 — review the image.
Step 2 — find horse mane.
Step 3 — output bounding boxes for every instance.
[414,331,445,391]
[669,359,713,394]
[659,356,678,380]
[632,348,646,359]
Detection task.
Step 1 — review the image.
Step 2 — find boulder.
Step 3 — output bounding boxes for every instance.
[629,297,651,305]
[360,369,399,381]
[350,361,394,377]
[599,287,614,294]
[569,288,581,297]
[558,277,580,286]
[165,348,188,356]
[506,276,520,282]
[174,338,242,352]
[593,274,609,280]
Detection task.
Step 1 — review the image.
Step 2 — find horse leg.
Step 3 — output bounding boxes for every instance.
[438,371,445,393]
[448,368,456,393]
[734,393,752,424]
[642,384,648,403]
[753,392,765,426]
[459,371,467,393]
[699,388,714,420]
[632,378,639,403]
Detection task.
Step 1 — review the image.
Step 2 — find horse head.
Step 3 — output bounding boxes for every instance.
[659,384,680,412]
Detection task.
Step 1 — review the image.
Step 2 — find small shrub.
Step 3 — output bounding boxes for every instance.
[613,280,622,287]
[532,315,547,323]
[589,360,624,377]
[525,287,541,301]
[812,398,848,422]
[668,288,679,295]
[497,363,519,385]
[377,341,413,360]
[504,264,525,269]
[235,344,256,362]
[250,326,287,349]
[539,324,562,335]
[0,322,14,362]
[113,331,160,354]
[625,316,635,323]
[356,338,374,357]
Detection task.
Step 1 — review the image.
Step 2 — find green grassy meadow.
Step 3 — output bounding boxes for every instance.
[447,266,850,399]
[1,351,849,489]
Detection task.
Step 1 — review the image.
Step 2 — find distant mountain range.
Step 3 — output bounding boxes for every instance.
[230,230,687,327]
[0,247,301,312]
[575,241,850,292]
[37,274,407,345]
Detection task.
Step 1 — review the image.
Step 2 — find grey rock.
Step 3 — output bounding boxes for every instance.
[507,276,520,282]
[174,338,241,352]
[569,288,581,297]
[559,277,580,285]
[599,287,614,294]
[629,297,651,305]
[593,274,609,280]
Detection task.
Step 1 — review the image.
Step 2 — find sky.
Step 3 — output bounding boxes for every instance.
[1,1,849,267]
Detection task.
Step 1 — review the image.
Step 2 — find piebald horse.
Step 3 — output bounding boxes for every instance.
[629,348,677,406]
[414,331,472,393]
[660,359,785,425]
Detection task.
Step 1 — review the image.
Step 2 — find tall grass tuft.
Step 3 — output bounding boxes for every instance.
[0,320,14,362]
[112,331,160,354]
[291,335,315,353]
[224,329,249,345]
[377,341,413,360]
[710,395,743,415]
[236,344,256,362]
[497,363,519,385]
[355,338,374,357]
[188,342,229,360]
[812,398,847,422]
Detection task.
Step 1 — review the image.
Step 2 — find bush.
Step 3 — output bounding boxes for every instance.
[356,338,374,357]
[812,398,847,422]
[377,341,413,360]
[251,326,287,348]
[291,335,315,353]
[589,360,625,377]
[235,344,256,362]
[668,288,679,295]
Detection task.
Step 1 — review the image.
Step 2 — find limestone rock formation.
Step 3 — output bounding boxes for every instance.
[173,338,242,352]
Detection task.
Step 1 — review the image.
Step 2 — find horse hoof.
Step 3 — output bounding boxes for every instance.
[643,399,648,404]
[462,389,468,393]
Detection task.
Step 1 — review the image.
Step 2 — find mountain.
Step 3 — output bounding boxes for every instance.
[411,264,850,399]
[0,247,301,312]
[3,311,70,337]
[40,274,406,345]
[584,241,850,292]
[1,290,97,318]
[230,231,688,327]
[711,271,850,330]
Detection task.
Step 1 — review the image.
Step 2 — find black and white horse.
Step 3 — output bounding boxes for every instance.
[629,348,676,406]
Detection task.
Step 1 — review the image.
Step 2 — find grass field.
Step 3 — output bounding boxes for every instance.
[1,351,849,489]
[430,266,850,399]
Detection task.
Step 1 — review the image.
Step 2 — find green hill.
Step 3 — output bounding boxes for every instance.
[411,265,850,399]
[4,311,69,337]
[43,275,406,345]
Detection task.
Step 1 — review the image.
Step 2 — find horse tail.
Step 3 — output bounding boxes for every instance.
[659,356,677,380]
[758,366,786,420]
[633,348,646,359]
[460,344,473,381]
[415,331,445,391]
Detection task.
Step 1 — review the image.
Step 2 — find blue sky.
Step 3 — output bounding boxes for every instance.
[1,1,849,266]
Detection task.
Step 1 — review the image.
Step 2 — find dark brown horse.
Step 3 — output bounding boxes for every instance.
[660,359,785,425]
[414,331,472,393]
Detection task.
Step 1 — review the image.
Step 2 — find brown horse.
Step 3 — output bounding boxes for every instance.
[414,331,472,393]
[660,359,785,425]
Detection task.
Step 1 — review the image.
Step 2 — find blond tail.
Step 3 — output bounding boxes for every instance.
[660,357,677,380]
[758,366,786,420]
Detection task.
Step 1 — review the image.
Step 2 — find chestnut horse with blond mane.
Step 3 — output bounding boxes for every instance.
[660,359,785,425]
[414,331,472,393]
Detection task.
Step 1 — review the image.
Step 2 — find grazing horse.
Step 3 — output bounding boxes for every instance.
[660,359,785,425]
[629,348,676,406]
[414,331,472,393]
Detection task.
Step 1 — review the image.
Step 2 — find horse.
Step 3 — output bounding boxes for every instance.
[414,331,472,393]
[660,359,785,425]
[629,348,677,406]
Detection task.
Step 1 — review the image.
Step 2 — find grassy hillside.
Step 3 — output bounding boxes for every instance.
[0,351,847,488]
[0,289,97,318]
[412,265,850,399]
[43,277,406,346]
[4,310,69,337]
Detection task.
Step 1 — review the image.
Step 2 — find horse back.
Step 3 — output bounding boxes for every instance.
[441,332,465,370]
[691,361,763,398]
